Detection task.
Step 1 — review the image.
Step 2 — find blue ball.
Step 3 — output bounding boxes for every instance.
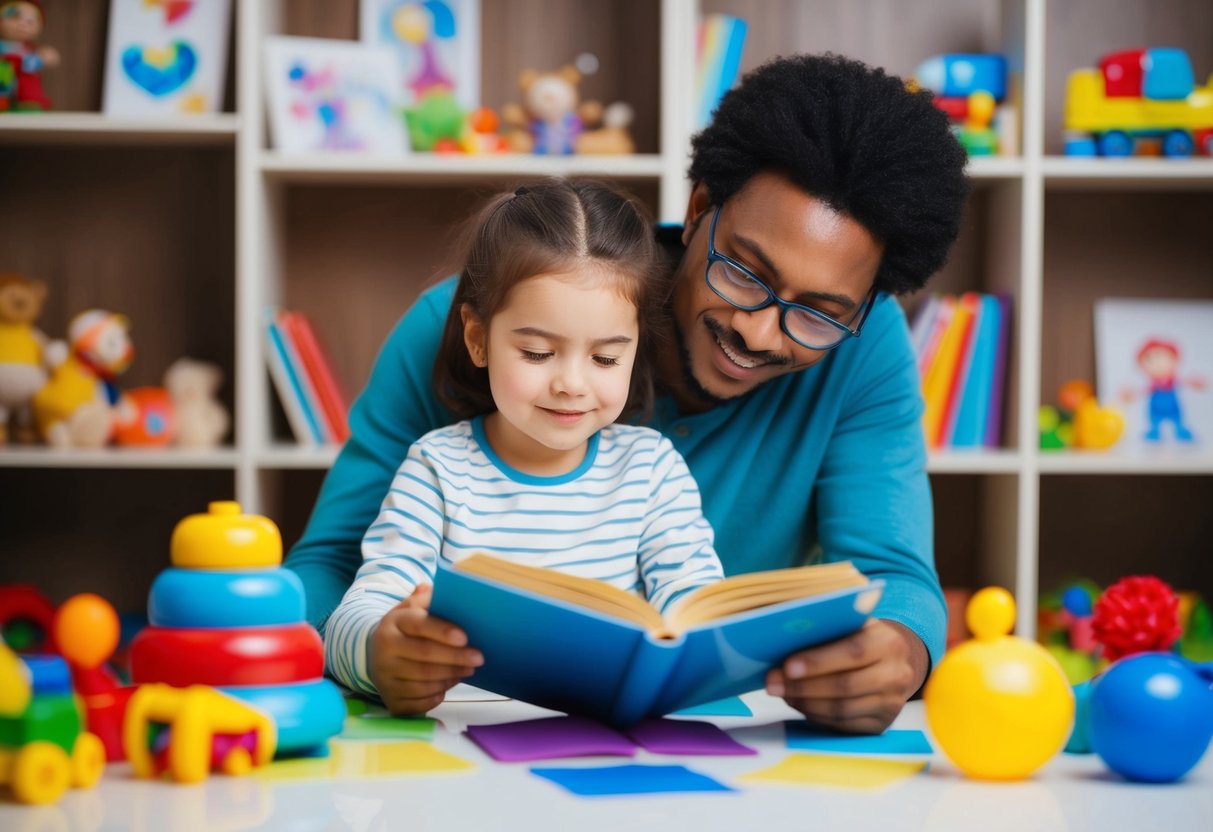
[1061,586,1093,617]
[1088,653,1213,783]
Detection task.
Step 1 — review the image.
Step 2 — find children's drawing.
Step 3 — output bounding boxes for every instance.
[102,0,231,116]
[1095,298,1212,447]
[264,37,408,155]
[360,0,479,110]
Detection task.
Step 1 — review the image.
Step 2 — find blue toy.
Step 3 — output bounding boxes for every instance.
[1088,653,1213,782]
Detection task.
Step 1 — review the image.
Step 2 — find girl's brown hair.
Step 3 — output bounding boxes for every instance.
[433,178,665,420]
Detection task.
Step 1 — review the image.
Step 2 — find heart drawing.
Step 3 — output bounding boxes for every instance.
[122,42,199,97]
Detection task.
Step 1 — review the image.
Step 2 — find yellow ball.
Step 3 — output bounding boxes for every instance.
[925,587,1075,780]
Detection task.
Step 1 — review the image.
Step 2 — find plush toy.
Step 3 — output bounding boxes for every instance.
[0,0,59,112]
[32,309,133,448]
[0,273,53,443]
[500,65,634,155]
[164,357,229,448]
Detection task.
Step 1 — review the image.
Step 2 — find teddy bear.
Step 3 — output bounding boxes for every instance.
[164,357,229,448]
[500,65,635,155]
[0,273,53,444]
[32,309,133,448]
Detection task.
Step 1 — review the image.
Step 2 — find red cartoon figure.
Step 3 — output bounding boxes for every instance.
[0,0,58,111]
[1122,338,1207,442]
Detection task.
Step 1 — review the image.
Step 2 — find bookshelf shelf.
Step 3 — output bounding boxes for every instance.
[0,447,241,469]
[258,152,668,184]
[7,0,1211,631]
[0,113,241,146]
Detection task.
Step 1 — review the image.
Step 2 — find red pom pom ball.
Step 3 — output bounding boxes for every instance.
[1091,575,1181,661]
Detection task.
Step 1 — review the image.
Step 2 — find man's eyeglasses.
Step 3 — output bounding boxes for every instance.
[704,206,876,351]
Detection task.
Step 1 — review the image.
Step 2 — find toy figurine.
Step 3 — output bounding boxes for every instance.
[500,65,634,156]
[31,309,134,448]
[165,357,229,448]
[1120,338,1205,443]
[0,273,53,443]
[924,587,1074,780]
[0,0,58,111]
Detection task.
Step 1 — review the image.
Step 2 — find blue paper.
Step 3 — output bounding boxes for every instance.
[672,696,753,717]
[784,724,934,755]
[530,763,736,796]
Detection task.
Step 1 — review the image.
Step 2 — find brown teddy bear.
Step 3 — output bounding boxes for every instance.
[500,65,634,155]
[0,273,53,443]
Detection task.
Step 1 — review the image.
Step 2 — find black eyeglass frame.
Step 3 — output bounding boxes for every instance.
[704,206,877,351]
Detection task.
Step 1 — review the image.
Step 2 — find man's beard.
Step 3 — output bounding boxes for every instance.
[672,319,733,407]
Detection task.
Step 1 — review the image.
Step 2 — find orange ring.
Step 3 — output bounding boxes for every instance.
[129,624,323,687]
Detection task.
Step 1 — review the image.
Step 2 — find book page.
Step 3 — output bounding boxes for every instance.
[454,554,666,632]
[667,562,868,632]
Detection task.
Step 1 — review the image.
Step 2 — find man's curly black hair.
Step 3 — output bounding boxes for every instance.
[688,53,969,296]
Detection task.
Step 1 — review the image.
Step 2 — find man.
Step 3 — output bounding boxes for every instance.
[286,53,968,733]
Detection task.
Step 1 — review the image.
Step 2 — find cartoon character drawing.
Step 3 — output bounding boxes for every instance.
[1122,338,1207,442]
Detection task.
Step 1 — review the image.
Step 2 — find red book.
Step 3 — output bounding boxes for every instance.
[281,311,350,443]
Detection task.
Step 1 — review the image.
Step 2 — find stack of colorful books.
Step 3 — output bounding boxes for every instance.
[263,308,350,446]
[911,292,1013,449]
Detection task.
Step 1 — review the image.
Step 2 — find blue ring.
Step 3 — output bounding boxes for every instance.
[148,568,306,628]
[221,679,346,755]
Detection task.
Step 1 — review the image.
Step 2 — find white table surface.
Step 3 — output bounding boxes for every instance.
[2,690,1210,832]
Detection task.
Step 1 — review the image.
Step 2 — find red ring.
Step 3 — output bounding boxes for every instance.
[129,624,324,687]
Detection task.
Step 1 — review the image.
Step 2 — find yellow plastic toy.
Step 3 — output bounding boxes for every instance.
[123,683,276,784]
[0,643,105,805]
[170,500,282,569]
[924,587,1075,780]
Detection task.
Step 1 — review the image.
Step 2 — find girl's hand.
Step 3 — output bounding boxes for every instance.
[369,584,483,716]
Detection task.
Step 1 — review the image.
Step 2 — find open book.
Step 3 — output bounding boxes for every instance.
[429,554,884,726]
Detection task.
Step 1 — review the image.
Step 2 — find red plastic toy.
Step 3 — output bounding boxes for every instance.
[1092,575,1182,661]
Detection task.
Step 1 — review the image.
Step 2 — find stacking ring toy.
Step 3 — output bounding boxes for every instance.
[222,679,346,756]
[130,624,323,687]
[149,568,306,628]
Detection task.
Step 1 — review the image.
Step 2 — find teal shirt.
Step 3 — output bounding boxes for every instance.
[285,276,946,669]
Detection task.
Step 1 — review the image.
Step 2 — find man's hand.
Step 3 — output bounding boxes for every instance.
[369,584,483,716]
[765,619,928,734]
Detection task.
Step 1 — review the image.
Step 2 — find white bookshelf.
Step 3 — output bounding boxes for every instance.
[3,0,1210,628]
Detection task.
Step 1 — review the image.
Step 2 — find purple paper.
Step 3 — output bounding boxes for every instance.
[530,763,736,796]
[985,292,1012,447]
[466,716,636,762]
[625,718,757,756]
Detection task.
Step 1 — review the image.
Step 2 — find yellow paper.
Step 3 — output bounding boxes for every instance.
[257,740,474,781]
[741,752,926,790]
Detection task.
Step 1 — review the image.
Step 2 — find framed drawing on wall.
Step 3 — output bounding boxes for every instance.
[359,0,480,111]
[1095,298,1213,450]
[263,36,408,155]
[102,0,233,116]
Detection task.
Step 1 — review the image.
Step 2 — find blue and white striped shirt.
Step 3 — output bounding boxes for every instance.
[325,415,723,697]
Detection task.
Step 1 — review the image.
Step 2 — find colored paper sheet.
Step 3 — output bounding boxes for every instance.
[784,724,934,756]
[741,752,926,790]
[257,740,473,781]
[671,696,753,717]
[340,714,436,741]
[626,719,756,756]
[466,715,636,762]
[531,763,736,797]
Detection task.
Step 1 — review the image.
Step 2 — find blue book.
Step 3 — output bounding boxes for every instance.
[429,554,883,727]
[950,293,1001,447]
[264,310,324,445]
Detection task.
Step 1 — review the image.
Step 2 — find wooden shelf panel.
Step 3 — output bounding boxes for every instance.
[1042,157,1213,189]
[0,113,240,146]
[0,447,241,469]
[259,152,667,184]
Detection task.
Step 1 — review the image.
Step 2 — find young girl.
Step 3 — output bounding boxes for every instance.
[325,179,724,714]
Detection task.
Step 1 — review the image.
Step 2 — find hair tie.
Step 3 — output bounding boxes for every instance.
[514,186,529,197]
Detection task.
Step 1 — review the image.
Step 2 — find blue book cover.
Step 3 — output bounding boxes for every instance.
[429,556,883,726]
